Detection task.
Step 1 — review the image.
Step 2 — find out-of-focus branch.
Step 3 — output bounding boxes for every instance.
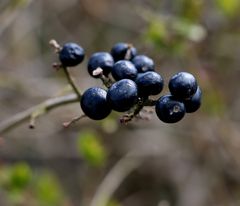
[90,153,143,206]
[0,0,33,38]
[0,93,79,134]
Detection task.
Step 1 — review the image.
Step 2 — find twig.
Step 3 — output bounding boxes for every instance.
[29,107,46,129]
[90,153,143,206]
[62,114,86,128]
[99,75,113,89]
[0,93,78,134]
[144,98,157,106]
[120,98,146,124]
[62,66,82,100]
[119,97,157,123]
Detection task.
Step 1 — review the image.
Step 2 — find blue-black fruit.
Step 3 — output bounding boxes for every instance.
[107,79,138,112]
[88,52,114,78]
[132,55,155,73]
[59,43,85,67]
[135,71,164,97]
[81,87,111,120]
[112,60,138,81]
[111,42,137,62]
[155,95,185,123]
[184,86,202,113]
[168,72,198,100]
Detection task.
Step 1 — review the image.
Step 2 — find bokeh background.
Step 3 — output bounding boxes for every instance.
[1,0,240,205]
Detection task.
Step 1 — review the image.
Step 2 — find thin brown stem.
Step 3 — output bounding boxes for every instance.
[120,97,157,123]
[62,114,86,128]
[144,98,157,106]
[62,66,82,100]
[99,75,113,88]
[120,98,146,124]
[50,39,81,99]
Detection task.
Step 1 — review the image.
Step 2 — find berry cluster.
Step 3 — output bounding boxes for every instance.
[56,41,202,124]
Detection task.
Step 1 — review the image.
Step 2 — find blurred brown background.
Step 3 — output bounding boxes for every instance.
[0,0,240,206]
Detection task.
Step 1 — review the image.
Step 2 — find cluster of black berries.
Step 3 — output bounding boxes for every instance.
[58,42,202,124]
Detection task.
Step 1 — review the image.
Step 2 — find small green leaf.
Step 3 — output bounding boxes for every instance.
[173,19,206,42]
[217,0,240,17]
[107,199,121,206]
[10,0,30,8]
[35,172,63,206]
[77,130,107,167]
[9,162,32,191]
[179,0,204,20]
[144,20,169,49]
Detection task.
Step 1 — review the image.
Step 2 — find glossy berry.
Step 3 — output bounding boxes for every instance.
[59,43,85,67]
[184,86,202,113]
[132,55,155,73]
[168,72,198,100]
[80,87,111,120]
[107,79,138,112]
[111,42,137,62]
[155,95,185,123]
[88,52,114,78]
[112,60,138,81]
[135,71,164,97]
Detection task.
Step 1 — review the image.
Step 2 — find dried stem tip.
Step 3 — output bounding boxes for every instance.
[92,67,103,76]
[62,115,86,128]
[49,39,62,53]
[125,44,133,60]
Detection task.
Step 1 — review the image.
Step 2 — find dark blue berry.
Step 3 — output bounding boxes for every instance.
[107,79,138,112]
[80,87,111,120]
[155,95,185,123]
[59,43,85,67]
[184,86,202,113]
[112,60,138,81]
[132,55,155,73]
[111,42,137,62]
[135,71,164,97]
[168,72,198,100]
[88,52,114,78]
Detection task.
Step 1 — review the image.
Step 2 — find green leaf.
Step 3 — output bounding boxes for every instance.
[179,0,204,20]
[217,0,240,17]
[35,172,63,206]
[77,130,107,167]
[10,0,30,9]
[107,199,121,206]
[9,162,32,191]
[144,20,168,48]
[173,19,206,42]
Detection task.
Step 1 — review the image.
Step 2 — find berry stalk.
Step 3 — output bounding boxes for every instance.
[62,66,82,100]
[120,97,147,123]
